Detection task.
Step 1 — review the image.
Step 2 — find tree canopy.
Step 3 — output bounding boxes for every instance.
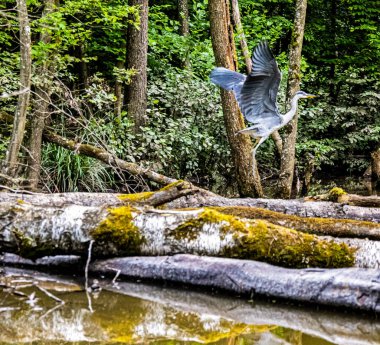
[0,0,379,196]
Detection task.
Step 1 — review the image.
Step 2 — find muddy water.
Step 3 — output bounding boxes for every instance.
[0,268,379,345]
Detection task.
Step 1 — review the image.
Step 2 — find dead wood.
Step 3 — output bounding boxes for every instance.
[213,206,380,240]
[307,187,380,207]
[0,200,356,268]
[90,254,380,313]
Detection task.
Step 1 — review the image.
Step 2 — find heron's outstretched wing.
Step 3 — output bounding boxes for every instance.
[210,67,246,99]
[238,42,282,129]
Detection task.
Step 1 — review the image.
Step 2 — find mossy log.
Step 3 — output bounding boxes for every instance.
[307,187,380,208]
[212,206,380,240]
[0,201,356,268]
[91,254,380,313]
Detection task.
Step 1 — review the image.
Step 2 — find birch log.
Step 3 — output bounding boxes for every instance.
[0,201,355,268]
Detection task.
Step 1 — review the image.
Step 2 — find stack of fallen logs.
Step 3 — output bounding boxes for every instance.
[1,182,380,312]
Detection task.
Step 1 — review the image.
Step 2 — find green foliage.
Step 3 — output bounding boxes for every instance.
[1,0,379,194]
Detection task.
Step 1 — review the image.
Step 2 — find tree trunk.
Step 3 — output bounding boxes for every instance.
[178,0,190,69]
[114,58,125,120]
[0,201,355,268]
[371,147,380,191]
[2,0,31,180]
[208,0,263,197]
[277,0,308,199]
[26,0,58,191]
[125,0,148,133]
[230,0,251,74]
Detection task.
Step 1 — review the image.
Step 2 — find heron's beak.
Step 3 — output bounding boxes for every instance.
[307,94,317,98]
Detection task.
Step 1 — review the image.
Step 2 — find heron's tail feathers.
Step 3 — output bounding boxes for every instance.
[210,67,246,91]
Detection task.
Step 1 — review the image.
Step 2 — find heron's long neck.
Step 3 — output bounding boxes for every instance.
[282,95,300,125]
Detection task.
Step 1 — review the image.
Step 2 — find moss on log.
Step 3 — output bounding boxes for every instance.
[307,187,380,207]
[212,206,380,240]
[88,207,355,268]
[0,201,355,268]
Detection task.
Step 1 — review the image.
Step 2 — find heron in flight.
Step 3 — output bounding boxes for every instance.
[210,41,315,164]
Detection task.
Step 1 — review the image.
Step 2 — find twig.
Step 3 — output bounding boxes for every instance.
[0,87,30,99]
[35,284,64,304]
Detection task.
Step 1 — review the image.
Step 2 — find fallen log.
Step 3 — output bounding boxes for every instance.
[0,111,178,187]
[167,193,380,222]
[91,254,380,313]
[307,187,380,208]
[2,187,380,224]
[213,206,380,240]
[0,201,355,268]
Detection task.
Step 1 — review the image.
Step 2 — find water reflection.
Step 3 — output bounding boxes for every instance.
[0,267,379,345]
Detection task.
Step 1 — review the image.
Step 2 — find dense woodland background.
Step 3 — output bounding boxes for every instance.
[0,0,379,198]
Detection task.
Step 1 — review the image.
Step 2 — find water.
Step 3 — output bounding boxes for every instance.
[0,267,379,345]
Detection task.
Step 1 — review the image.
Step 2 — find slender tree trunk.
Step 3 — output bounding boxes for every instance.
[2,0,31,180]
[26,0,58,191]
[277,0,308,199]
[230,0,251,74]
[74,44,89,90]
[178,0,190,69]
[371,147,380,192]
[114,59,125,120]
[125,0,148,133]
[209,0,262,197]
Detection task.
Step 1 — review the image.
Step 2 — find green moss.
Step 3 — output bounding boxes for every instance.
[212,206,378,239]
[175,208,355,268]
[12,228,55,259]
[118,191,154,203]
[158,179,187,191]
[328,187,347,201]
[117,180,188,204]
[172,208,246,241]
[224,219,355,268]
[91,206,143,255]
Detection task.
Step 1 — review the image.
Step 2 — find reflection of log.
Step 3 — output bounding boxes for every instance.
[91,254,380,312]
[0,202,354,268]
[113,281,380,345]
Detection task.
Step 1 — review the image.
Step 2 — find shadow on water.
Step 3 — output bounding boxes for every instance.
[0,267,379,345]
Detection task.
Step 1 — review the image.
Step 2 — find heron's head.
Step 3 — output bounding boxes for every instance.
[295,91,316,100]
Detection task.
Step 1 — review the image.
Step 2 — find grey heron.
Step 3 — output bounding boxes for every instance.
[210,41,315,164]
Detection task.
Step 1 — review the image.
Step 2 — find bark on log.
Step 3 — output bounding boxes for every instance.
[0,201,355,268]
[168,193,380,222]
[308,187,380,207]
[90,254,380,313]
[213,206,380,240]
